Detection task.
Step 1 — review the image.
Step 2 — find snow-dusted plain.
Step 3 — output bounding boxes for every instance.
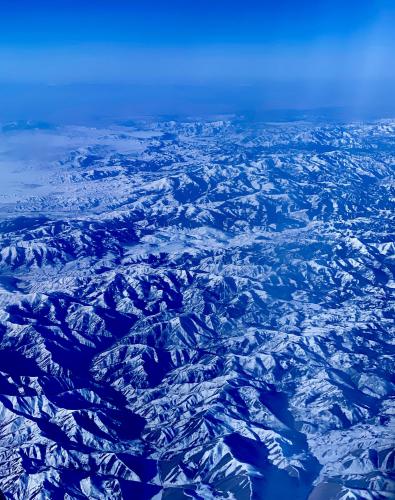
[0,118,394,499]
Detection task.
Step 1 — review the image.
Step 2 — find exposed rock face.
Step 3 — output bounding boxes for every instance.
[0,119,394,499]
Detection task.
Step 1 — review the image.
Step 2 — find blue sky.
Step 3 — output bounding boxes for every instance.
[0,1,393,46]
[0,1,394,118]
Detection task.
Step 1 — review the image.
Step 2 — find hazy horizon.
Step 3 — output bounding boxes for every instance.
[0,1,394,123]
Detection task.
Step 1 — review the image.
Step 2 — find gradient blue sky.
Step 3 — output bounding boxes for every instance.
[0,0,394,119]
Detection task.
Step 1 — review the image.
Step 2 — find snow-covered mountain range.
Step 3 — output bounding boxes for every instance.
[0,117,394,499]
